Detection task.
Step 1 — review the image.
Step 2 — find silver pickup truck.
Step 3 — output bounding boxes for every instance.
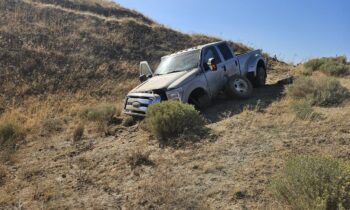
[123,41,266,116]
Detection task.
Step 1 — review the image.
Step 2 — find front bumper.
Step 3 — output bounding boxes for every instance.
[123,92,161,117]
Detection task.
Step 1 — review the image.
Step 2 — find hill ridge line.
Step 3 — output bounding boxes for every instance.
[23,0,154,26]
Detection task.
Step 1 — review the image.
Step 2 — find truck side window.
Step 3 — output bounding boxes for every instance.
[218,43,234,60]
[203,47,222,71]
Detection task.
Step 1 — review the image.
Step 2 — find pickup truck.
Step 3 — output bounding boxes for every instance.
[123,41,267,116]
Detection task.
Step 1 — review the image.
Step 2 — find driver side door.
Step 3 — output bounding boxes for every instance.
[202,46,225,97]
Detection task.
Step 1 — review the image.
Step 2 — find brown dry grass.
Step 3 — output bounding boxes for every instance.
[1,0,349,209]
[0,73,348,209]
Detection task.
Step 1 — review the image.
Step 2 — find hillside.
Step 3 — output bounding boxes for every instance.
[0,0,251,102]
[1,0,349,210]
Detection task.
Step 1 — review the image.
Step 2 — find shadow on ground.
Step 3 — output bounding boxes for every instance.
[202,82,286,123]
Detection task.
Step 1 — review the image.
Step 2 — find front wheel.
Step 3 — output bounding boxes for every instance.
[224,75,253,99]
[253,66,266,87]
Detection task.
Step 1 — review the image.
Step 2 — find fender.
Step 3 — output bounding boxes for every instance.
[247,52,266,76]
[181,75,210,103]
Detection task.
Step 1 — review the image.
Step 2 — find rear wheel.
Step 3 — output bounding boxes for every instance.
[253,65,266,87]
[225,75,253,99]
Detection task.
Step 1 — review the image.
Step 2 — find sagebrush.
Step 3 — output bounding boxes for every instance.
[271,156,350,210]
[144,100,205,145]
[285,76,349,106]
[303,56,350,76]
[0,122,23,147]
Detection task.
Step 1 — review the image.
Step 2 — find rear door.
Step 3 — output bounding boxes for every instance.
[201,46,225,97]
[217,43,240,77]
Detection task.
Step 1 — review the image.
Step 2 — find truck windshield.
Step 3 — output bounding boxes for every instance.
[155,50,200,75]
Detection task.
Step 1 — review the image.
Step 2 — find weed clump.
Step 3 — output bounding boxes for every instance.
[271,156,350,210]
[73,124,84,142]
[289,100,320,120]
[41,118,64,134]
[285,76,349,107]
[127,150,154,170]
[79,103,118,132]
[79,103,117,122]
[144,100,205,146]
[303,56,350,76]
[0,122,23,147]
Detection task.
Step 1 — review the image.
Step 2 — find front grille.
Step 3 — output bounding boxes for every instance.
[123,93,161,116]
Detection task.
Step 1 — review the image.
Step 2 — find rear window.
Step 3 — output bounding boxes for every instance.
[218,43,234,60]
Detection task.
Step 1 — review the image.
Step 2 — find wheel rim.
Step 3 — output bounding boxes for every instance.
[233,78,248,94]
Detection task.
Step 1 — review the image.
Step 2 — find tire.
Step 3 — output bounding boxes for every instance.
[225,75,253,99]
[193,94,211,109]
[253,65,266,87]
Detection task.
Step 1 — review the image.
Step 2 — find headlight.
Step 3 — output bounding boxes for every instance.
[166,88,183,101]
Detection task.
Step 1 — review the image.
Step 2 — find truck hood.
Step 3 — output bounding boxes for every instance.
[130,69,198,93]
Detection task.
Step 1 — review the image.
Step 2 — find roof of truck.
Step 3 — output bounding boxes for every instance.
[161,41,226,59]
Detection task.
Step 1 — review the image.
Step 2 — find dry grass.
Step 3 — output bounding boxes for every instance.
[1,0,349,209]
[41,117,65,135]
[271,156,350,210]
[127,150,154,170]
[0,166,6,186]
[128,166,212,210]
[0,0,248,101]
[289,100,320,120]
[73,124,84,142]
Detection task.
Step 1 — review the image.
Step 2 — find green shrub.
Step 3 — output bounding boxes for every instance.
[0,123,23,146]
[303,56,350,76]
[304,58,325,71]
[271,156,350,210]
[285,76,349,107]
[319,62,350,76]
[144,100,205,145]
[289,100,319,120]
[79,103,116,122]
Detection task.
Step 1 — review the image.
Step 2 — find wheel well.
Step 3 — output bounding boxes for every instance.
[188,88,207,105]
[257,60,266,76]
[247,60,266,83]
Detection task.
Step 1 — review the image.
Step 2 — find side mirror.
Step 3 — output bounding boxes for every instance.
[207,58,217,71]
[139,61,153,82]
